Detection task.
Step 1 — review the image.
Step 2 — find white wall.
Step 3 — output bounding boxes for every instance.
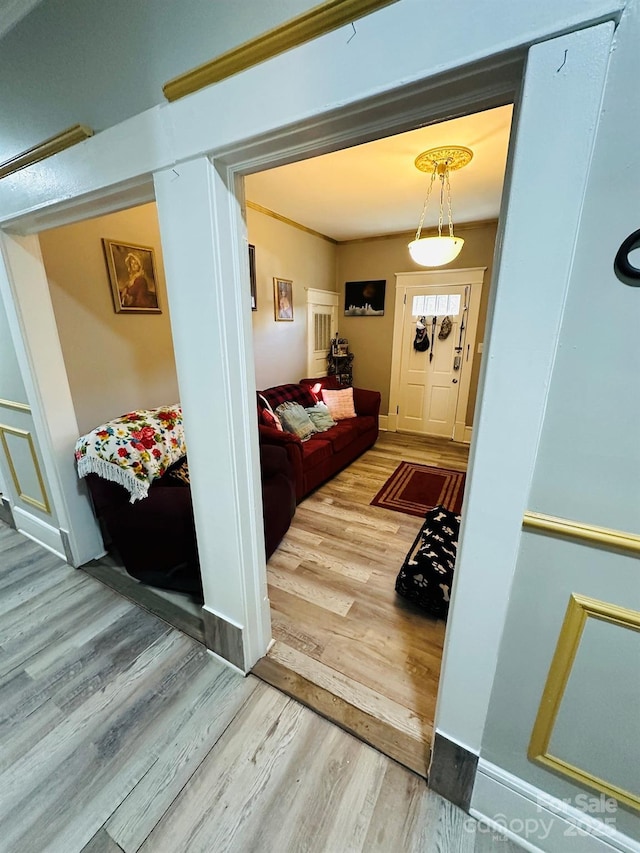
[0,0,320,164]
[476,4,640,842]
[247,206,336,389]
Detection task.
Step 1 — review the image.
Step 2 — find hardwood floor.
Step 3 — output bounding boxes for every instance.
[256,431,469,776]
[0,519,523,852]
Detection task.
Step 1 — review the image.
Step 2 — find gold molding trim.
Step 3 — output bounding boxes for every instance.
[523,510,640,556]
[163,0,399,101]
[0,398,31,414]
[0,424,50,514]
[0,125,94,181]
[528,594,640,812]
[247,200,336,244]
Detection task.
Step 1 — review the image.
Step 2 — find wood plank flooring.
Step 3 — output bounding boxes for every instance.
[0,519,522,852]
[256,431,469,777]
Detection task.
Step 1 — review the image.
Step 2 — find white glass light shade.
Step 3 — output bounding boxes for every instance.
[408,235,464,267]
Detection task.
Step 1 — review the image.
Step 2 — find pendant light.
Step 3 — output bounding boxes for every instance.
[408,146,473,267]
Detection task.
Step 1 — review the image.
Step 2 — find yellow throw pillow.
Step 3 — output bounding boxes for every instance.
[321,387,356,420]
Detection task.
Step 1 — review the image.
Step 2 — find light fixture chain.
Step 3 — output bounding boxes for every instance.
[438,171,445,237]
[414,166,437,241]
[445,166,454,237]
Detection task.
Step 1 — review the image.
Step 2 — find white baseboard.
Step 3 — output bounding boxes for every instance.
[13,506,66,561]
[471,759,640,853]
[378,414,389,431]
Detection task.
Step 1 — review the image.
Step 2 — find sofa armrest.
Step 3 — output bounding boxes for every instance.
[258,424,305,500]
[353,387,381,418]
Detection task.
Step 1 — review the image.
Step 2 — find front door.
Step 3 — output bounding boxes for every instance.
[397,284,468,436]
[389,269,484,440]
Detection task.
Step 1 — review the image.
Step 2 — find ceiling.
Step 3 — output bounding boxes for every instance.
[245,104,513,242]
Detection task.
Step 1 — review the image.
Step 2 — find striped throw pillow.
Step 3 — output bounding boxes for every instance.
[321,388,356,420]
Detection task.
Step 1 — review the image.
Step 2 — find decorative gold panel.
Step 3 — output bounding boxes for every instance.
[0,424,51,514]
[528,593,640,812]
[523,510,640,556]
[0,398,31,414]
[163,0,399,101]
[0,125,93,180]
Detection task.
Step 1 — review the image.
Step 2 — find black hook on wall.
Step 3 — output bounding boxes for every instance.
[614,228,640,287]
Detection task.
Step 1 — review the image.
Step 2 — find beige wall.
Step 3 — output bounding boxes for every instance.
[248,207,337,390]
[336,220,498,421]
[40,203,179,436]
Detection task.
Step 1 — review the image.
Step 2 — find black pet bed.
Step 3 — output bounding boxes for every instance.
[395,505,460,619]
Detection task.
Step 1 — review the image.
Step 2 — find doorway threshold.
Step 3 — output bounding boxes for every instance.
[252,641,430,778]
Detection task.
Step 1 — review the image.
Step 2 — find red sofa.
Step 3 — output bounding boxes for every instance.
[84,442,296,596]
[257,376,381,502]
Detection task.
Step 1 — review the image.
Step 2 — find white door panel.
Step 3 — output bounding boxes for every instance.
[397,283,467,437]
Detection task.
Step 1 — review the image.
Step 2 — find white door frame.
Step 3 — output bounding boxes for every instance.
[388,267,485,441]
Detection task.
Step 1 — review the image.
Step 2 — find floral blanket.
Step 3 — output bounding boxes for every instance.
[75,405,186,502]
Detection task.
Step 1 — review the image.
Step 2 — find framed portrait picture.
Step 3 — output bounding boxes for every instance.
[249,244,257,310]
[274,277,293,321]
[344,279,386,316]
[102,239,161,314]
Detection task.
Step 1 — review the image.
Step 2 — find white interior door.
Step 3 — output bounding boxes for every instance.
[397,285,468,436]
[306,288,338,377]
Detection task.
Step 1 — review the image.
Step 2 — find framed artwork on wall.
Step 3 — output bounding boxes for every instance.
[102,239,161,314]
[249,244,257,310]
[274,277,293,321]
[344,279,386,316]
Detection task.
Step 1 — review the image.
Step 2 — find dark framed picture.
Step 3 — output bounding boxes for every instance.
[249,244,257,310]
[274,277,293,321]
[102,239,161,314]
[344,280,386,316]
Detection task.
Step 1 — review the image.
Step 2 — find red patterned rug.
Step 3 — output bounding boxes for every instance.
[370,461,466,517]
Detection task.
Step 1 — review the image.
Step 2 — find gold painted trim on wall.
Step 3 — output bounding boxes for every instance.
[247,200,336,244]
[0,125,94,181]
[0,424,51,514]
[0,398,31,414]
[523,510,640,556]
[163,0,399,101]
[528,593,640,812]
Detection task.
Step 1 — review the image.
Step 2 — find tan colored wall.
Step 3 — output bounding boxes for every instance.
[40,202,179,436]
[336,220,498,421]
[248,207,337,390]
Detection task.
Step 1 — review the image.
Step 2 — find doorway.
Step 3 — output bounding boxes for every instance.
[35,202,205,642]
[244,109,506,774]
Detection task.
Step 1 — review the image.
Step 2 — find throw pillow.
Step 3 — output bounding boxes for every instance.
[276,401,317,441]
[305,403,336,432]
[258,393,284,431]
[321,387,356,420]
[261,408,284,431]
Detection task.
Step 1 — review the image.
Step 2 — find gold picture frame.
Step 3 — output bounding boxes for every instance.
[274,277,293,321]
[102,239,161,314]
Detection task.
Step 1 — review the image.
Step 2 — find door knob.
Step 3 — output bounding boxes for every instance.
[452,378,458,384]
